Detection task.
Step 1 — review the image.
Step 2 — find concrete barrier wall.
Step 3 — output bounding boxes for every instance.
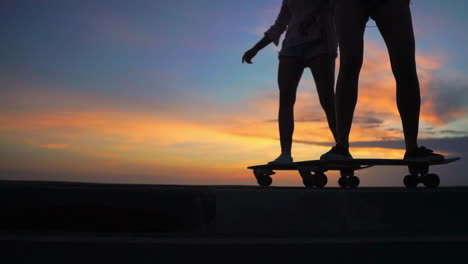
[1,181,467,236]
[216,188,468,236]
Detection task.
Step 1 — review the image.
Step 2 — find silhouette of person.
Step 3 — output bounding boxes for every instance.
[243,0,337,164]
[321,0,445,161]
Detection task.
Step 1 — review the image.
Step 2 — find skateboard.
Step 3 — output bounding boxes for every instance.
[248,157,460,189]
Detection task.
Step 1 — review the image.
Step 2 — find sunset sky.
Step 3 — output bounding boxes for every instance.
[1,0,467,186]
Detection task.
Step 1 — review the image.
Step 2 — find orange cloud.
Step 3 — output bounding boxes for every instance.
[0,108,279,172]
[38,143,70,149]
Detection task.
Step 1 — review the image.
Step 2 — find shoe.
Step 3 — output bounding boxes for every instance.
[404,146,445,162]
[320,146,353,161]
[268,153,293,165]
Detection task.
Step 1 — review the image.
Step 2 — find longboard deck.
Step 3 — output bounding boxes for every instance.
[248,157,460,171]
[248,157,460,188]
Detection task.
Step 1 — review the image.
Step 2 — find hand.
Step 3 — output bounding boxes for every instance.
[242,48,258,64]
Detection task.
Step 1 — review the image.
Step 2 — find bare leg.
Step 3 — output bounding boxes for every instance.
[334,1,368,150]
[307,54,337,142]
[372,0,419,152]
[277,56,304,155]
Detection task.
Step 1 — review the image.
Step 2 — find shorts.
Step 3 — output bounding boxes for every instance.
[279,40,337,65]
[363,0,388,20]
[362,0,410,20]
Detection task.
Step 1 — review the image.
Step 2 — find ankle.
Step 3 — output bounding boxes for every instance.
[335,143,349,153]
[406,145,419,154]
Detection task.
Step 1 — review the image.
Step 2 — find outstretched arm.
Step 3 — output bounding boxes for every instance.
[242,0,290,64]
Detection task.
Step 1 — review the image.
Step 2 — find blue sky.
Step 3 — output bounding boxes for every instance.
[2,0,467,102]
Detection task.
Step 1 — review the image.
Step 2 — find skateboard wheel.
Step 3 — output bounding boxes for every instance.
[299,170,315,187]
[422,173,440,189]
[302,177,315,188]
[315,173,328,189]
[254,169,274,187]
[403,175,418,188]
[257,176,273,187]
[348,176,360,188]
[338,177,347,188]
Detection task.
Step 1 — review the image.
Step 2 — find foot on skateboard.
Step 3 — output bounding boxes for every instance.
[268,153,293,165]
[320,146,353,161]
[404,146,444,162]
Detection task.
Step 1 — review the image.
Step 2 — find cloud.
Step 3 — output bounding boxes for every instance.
[439,130,468,136]
[0,77,245,126]
[294,136,467,154]
[38,144,70,149]
[425,77,468,124]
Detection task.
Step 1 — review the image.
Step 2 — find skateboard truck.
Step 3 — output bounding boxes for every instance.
[253,168,275,187]
[298,167,328,188]
[404,164,439,188]
[339,168,361,189]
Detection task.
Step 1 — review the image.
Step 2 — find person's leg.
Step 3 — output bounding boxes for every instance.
[371,0,444,161]
[307,54,337,142]
[372,0,420,153]
[270,56,304,163]
[332,0,368,155]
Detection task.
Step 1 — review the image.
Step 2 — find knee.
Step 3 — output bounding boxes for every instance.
[319,96,334,110]
[391,58,418,85]
[394,67,418,88]
[338,54,363,78]
[279,92,296,108]
[279,98,296,109]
